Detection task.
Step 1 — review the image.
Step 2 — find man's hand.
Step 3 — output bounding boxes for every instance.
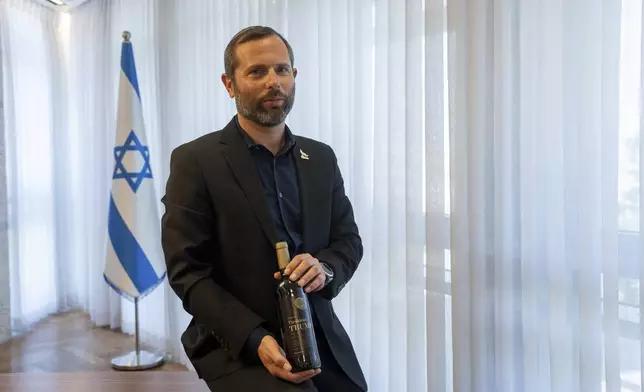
[257,335,321,383]
[273,253,326,293]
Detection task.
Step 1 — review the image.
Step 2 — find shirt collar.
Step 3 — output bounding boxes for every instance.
[235,115,296,154]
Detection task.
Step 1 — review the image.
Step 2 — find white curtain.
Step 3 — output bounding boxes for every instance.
[446,1,635,391]
[3,0,644,391]
[0,0,72,334]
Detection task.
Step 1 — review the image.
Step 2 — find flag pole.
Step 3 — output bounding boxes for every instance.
[135,296,140,361]
[109,30,166,372]
[110,295,164,371]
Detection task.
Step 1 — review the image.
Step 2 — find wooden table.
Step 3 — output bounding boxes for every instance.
[0,371,211,392]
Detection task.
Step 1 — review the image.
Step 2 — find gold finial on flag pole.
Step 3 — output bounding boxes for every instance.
[122,31,131,42]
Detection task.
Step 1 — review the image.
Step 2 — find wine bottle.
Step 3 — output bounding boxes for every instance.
[275,241,322,372]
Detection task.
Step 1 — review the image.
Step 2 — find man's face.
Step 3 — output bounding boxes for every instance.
[224,35,297,127]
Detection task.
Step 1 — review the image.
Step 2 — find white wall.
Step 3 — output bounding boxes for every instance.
[0,44,10,344]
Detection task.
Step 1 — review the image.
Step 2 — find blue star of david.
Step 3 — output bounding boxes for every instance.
[113,130,152,193]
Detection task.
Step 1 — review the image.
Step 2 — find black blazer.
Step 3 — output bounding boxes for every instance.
[161,117,367,390]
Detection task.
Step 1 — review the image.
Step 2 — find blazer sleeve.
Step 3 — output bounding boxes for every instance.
[314,148,364,300]
[161,144,266,361]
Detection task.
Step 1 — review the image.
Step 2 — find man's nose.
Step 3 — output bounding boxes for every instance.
[266,68,280,88]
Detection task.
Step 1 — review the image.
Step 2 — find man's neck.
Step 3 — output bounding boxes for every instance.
[237,114,285,156]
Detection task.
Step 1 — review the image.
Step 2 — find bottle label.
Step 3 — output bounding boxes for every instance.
[280,296,315,349]
[277,290,320,370]
[287,316,313,333]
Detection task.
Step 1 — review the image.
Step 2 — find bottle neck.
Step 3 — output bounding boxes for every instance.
[275,244,291,272]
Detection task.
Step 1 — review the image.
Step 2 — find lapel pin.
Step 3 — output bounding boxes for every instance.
[300,149,309,160]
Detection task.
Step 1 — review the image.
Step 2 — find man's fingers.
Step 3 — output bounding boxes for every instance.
[284,253,310,276]
[275,264,323,292]
[261,337,321,382]
[273,357,292,372]
[270,352,292,372]
[269,366,320,384]
[259,336,321,384]
[288,368,320,383]
[291,368,321,383]
[289,256,316,282]
[263,338,292,371]
[298,266,322,288]
[304,274,326,293]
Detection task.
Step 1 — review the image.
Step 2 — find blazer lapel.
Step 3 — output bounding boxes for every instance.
[220,121,278,247]
[293,139,320,253]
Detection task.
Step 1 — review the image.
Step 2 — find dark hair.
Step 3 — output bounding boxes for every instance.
[224,26,295,80]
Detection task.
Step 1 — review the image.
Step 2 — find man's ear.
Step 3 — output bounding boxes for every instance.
[293,67,298,78]
[221,73,235,98]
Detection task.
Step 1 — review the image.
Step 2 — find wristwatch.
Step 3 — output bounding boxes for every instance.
[320,262,335,286]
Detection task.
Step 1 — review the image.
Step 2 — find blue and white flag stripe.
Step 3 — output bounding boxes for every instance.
[108,196,159,293]
[104,35,166,300]
[120,42,140,98]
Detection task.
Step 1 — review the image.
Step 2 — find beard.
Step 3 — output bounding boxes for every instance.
[233,83,296,127]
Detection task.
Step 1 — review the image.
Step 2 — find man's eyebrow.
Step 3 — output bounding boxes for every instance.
[245,62,291,69]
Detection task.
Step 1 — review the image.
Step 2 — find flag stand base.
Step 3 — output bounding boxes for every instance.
[110,296,165,371]
[111,350,165,371]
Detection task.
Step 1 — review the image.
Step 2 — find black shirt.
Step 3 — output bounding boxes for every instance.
[235,118,303,258]
[236,118,333,358]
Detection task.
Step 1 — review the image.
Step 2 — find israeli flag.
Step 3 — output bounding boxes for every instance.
[104,32,166,300]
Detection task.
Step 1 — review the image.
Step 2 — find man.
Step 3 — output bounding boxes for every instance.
[161,26,367,392]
